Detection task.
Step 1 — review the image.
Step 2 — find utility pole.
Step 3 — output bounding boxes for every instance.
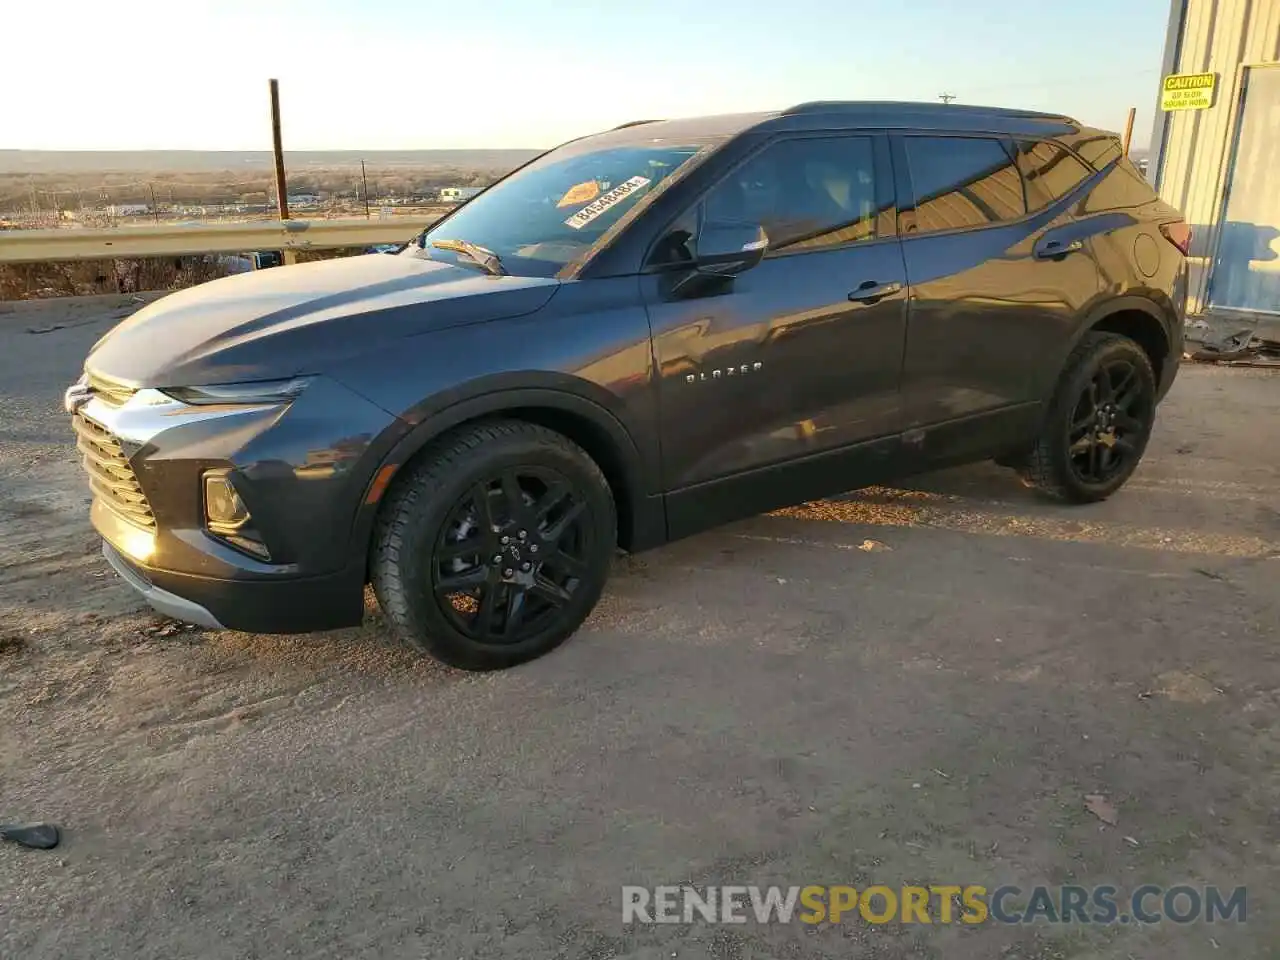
[1121,106,1136,155]
[269,78,289,221]
[938,92,957,104]
[268,78,294,264]
[149,182,160,223]
[361,159,371,218]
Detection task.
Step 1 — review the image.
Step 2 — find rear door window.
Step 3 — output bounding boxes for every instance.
[902,136,1025,234]
[1012,140,1094,212]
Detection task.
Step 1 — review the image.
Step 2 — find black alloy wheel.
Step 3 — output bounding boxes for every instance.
[1019,331,1157,503]
[1065,357,1152,485]
[371,420,616,670]
[433,467,591,644]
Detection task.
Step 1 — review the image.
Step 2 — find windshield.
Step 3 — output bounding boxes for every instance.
[408,140,708,277]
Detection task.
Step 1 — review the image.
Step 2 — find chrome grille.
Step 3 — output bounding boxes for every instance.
[71,412,156,529]
[85,371,137,408]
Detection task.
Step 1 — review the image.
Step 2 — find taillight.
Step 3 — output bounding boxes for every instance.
[1160,220,1192,255]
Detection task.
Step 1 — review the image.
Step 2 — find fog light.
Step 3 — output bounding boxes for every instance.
[204,474,249,527]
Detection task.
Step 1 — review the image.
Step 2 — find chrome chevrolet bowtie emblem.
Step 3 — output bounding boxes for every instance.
[63,378,92,414]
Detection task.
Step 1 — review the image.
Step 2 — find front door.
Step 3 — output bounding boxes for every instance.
[641,133,908,537]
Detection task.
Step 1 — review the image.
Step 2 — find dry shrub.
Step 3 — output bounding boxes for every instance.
[0,245,402,301]
[0,256,231,300]
[290,246,371,263]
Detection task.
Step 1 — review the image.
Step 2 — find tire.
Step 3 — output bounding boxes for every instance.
[371,420,616,670]
[1019,332,1157,503]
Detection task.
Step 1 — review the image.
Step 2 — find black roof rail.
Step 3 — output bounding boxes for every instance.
[611,119,663,130]
[781,100,1073,122]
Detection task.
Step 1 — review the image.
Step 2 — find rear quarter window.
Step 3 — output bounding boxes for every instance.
[1081,157,1160,213]
[1012,140,1093,212]
[1073,135,1124,171]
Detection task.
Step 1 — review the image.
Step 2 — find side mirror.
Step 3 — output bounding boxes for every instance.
[696,222,769,276]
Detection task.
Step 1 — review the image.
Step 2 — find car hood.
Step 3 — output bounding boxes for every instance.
[86,253,560,387]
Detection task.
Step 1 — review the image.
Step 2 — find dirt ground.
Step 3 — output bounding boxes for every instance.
[0,298,1277,960]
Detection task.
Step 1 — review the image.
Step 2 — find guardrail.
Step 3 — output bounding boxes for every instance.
[0,216,443,264]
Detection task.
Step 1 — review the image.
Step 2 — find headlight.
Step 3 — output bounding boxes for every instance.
[161,376,312,405]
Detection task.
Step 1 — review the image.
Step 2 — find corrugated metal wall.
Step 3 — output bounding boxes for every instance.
[1154,0,1280,313]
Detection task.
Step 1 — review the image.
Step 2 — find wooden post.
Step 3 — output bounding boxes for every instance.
[1122,106,1136,155]
[269,79,289,220]
[268,79,294,262]
[361,159,371,219]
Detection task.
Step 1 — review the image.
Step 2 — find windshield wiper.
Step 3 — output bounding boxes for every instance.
[429,239,506,276]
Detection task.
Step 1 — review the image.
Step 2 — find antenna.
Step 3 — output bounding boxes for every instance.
[938,93,957,104]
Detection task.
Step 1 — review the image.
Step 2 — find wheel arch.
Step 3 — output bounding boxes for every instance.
[1056,295,1176,396]
[1087,306,1171,386]
[1004,295,1177,469]
[352,386,664,571]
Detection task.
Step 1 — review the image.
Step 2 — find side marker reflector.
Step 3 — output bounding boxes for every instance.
[366,465,398,504]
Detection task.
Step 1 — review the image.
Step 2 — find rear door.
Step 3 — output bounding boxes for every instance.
[894,133,1100,465]
[643,132,907,536]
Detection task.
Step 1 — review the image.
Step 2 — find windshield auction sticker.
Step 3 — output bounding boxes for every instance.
[564,176,650,229]
[558,180,601,207]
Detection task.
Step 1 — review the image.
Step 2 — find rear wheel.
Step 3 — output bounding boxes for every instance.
[1019,332,1156,503]
[371,420,616,670]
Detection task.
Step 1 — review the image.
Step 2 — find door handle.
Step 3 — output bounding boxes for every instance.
[848,280,903,304]
[1034,237,1084,259]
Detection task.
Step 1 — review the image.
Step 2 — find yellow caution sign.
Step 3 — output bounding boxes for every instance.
[1160,73,1217,111]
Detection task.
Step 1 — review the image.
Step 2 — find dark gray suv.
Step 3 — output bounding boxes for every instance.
[67,101,1188,669]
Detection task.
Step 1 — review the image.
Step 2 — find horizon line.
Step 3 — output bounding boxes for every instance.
[0,146,549,153]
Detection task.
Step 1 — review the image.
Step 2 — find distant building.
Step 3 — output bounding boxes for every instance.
[110,203,150,217]
[288,193,321,208]
[439,187,483,202]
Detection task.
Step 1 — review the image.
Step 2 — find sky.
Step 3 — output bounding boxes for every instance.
[1,0,1172,152]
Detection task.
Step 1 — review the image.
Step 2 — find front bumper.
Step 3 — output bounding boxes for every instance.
[102,537,367,633]
[71,374,406,633]
[103,541,225,629]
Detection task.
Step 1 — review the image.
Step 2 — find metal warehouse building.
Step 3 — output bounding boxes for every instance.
[1149,0,1280,319]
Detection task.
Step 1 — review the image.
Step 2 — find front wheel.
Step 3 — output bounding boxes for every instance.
[371,420,616,670]
[1019,332,1157,503]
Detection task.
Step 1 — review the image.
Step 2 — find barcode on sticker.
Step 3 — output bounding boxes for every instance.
[564,176,651,229]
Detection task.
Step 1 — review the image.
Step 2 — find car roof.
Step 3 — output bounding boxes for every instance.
[764,100,1080,137]
[579,100,1081,149]
[558,112,778,151]
[779,100,1074,123]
